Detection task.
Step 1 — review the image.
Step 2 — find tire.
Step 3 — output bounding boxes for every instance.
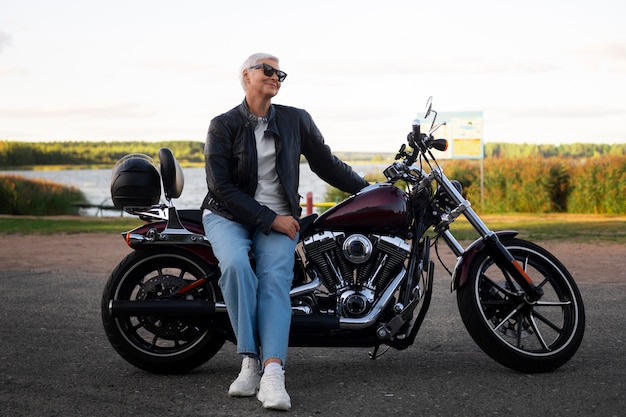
[101,247,227,374]
[457,237,585,373]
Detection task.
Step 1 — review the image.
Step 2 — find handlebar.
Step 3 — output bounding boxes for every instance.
[386,97,449,182]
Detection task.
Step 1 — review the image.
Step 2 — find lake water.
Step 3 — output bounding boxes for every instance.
[1,163,389,216]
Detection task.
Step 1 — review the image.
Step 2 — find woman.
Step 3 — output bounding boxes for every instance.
[202,52,368,411]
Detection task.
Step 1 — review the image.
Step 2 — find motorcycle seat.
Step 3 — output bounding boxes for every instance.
[299,214,318,236]
[158,148,185,200]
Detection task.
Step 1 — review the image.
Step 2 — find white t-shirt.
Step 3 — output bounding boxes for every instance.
[253,121,290,215]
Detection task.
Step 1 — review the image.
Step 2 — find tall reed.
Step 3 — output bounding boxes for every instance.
[0,175,86,215]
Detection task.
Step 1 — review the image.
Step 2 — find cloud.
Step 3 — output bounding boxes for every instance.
[0,67,28,76]
[576,41,626,73]
[0,30,11,53]
[494,103,624,120]
[141,60,211,73]
[0,103,156,119]
[296,55,559,80]
[412,57,559,75]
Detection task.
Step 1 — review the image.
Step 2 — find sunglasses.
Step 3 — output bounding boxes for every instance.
[249,63,287,82]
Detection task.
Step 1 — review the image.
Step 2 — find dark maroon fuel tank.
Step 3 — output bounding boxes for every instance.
[313,183,411,234]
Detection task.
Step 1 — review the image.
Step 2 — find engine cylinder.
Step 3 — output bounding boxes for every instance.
[342,234,372,264]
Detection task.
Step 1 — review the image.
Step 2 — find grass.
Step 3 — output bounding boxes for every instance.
[441,213,626,243]
[0,213,625,243]
[0,215,143,234]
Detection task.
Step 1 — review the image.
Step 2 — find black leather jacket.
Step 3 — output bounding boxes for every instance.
[201,101,369,234]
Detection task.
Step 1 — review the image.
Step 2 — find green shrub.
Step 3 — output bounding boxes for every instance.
[321,155,626,215]
[0,175,86,215]
[444,156,625,214]
[567,156,626,214]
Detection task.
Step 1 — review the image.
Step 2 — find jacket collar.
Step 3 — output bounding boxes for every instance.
[238,99,275,124]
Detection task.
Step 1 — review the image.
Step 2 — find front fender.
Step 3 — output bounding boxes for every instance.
[451,231,519,291]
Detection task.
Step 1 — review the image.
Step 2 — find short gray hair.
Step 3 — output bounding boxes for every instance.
[239,52,280,90]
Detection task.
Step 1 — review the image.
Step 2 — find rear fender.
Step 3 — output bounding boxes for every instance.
[451,231,518,291]
[122,220,218,265]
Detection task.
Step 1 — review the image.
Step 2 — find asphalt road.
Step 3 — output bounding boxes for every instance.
[1,260,624,416]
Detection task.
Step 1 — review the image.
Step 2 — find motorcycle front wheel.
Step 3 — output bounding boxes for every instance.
[457,237,585,373]
[101,247,227,374]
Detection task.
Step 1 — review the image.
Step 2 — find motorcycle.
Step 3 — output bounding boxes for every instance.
[102,97,585,374]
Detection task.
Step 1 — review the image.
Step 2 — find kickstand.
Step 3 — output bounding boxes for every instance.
[368,345,391,360]
[368,346,379,360]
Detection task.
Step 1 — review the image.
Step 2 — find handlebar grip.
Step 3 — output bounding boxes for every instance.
[412,119,421,137]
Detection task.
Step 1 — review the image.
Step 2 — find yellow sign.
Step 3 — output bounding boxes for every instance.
[453,138,482,157]
[429,111,484,159]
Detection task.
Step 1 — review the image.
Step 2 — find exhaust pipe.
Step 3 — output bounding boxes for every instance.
[109,299,227,318]
[289,276,321,297]
[109,276,322,319]
[108,269,404,332]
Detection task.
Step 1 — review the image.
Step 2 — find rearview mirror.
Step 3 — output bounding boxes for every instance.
[424,96,433,118]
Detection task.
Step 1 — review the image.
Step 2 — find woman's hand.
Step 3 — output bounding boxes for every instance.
[271,215,300,239]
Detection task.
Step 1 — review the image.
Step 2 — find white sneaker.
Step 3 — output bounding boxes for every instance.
[257,366,291,410]
[228,357,261,397]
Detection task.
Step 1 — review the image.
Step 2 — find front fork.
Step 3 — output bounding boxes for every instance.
[430,166,544,301]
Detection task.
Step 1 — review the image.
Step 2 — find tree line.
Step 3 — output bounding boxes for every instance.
[1,140,624,215]
[485,142,625,158]
[1,140,625,168]
[0,140,206,167]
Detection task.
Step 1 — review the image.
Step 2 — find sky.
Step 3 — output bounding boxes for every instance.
[1,0,625,152]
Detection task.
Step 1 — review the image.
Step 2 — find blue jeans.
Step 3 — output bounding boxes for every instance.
[203,213,297,365]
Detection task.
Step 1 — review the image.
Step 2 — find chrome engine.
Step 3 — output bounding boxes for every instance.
[301,231,411,318]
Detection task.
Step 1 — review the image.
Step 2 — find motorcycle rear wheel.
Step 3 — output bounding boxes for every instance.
[457,237,585,373]
[101,247,226,374]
